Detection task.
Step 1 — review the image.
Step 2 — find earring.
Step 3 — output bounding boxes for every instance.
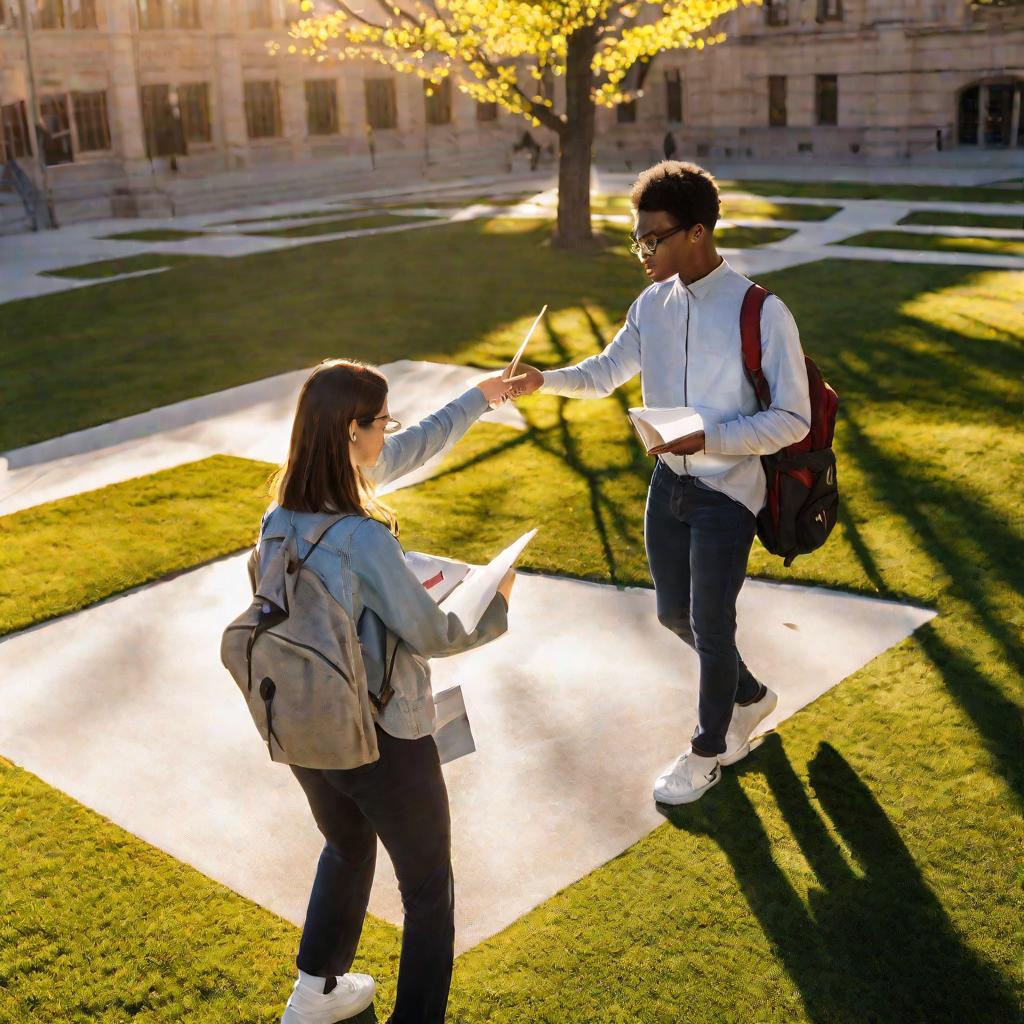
[350,433,357,442]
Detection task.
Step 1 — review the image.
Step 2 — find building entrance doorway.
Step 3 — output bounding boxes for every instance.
[958,81,1023,147]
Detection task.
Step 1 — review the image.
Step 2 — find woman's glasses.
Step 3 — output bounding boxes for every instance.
[359,414,402,434]
[629,224,688,260]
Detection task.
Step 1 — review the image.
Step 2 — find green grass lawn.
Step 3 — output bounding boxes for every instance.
[42,254,206,280]
[1,251,1022,1021]
[243,212,432,238]
[718,178,1024,204]
[100,229,209,242]
[898,209,1024,230]
[716,225,794,247]
[590,194,838,222]
[838,230,1024,257]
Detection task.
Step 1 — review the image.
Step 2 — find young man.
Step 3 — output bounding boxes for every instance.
[512,161,811,804]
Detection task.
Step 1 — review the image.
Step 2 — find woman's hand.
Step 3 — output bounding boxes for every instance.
[497,568,516,604]
[476,373,520,407]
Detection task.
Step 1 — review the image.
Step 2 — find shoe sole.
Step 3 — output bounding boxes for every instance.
[281,988,375,1024]
[653,766,722,806]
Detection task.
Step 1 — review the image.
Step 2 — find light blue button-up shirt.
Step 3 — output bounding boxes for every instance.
[541,259,812,514]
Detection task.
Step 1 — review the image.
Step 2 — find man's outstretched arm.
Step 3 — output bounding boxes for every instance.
[510,299,642,400]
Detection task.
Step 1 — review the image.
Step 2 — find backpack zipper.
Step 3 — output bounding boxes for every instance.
[224,624,352,685]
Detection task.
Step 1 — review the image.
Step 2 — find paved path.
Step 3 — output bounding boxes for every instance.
[0,360,527,517]
[0,551,935,953]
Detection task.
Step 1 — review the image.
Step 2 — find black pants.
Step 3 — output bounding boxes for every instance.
[290,725,454,1024]
[644,461,762,756]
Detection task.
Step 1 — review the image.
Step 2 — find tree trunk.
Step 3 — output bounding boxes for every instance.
[555,24,597,249]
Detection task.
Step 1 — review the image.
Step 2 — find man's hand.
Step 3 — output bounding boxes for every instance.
[508,363,544,399]
[476,373,521,406]
[649,431,705,456]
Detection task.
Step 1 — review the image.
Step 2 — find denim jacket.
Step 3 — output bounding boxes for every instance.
[256,385,509,739]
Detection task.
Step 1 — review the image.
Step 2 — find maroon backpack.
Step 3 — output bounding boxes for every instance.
[740,284,840,567]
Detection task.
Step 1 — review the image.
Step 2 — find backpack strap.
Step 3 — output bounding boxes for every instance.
[740,283,773,412]
[289,512,356,573]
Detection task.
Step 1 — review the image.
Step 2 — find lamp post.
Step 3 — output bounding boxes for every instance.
[15,0,57,227]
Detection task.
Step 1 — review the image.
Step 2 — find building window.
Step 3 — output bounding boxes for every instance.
[817,0,842,21]
[305,79,338,135]
[666,69,683,124]
[33,0,65,28]
[769,75,787,127]
[365,78,397,130]
[72,90,111,151]
[69,0,97,27]
[39,94,73,164]
[476,100,498,123]
[617,100,637,124]
[137,0,198,29]
[142,83,184,155]
[179,83,211,143]
[764,0,788,26]
[245,80,282,138]
[1,101,31,160]
[424,79,452,126]
[815,74,838,126]
[248,0,273,27]
[171,0,199,27]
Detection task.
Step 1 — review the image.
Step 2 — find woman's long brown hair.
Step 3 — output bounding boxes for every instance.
[271,359,398,533]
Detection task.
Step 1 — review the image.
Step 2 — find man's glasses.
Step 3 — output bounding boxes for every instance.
[359,413,402,433]
[629,224,688,260]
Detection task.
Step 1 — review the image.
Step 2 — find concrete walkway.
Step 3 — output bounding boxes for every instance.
[0,550,935,953]
[0,360,527,517]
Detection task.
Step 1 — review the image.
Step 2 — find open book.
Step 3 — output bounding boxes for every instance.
[627,407,705,456]
[405,529,537,632]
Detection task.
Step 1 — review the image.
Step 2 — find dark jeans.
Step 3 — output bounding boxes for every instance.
[290,725,454,1024]
[644,460,762,756]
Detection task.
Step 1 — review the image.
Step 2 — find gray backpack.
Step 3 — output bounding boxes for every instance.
[220,512,380,770]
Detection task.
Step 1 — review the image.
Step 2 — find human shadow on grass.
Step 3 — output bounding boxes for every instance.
[839,409,1024,807]
[660,736,1019,1024]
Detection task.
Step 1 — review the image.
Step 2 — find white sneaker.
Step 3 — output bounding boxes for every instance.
[653,749,721,805]
[720,686,779,767]
[281,973,375,1024]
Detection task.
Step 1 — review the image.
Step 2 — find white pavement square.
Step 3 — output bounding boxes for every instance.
[0,555,934,952]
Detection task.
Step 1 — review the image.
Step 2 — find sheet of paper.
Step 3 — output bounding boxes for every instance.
[443,529,537,632]
[433,685,475,765]
[405,551,471,604]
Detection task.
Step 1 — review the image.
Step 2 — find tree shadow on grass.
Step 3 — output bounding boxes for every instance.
[661,736,1019,1024]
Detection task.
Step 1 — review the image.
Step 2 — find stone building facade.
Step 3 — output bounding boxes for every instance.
[598,0,1024,165]
[1,0,1022,223]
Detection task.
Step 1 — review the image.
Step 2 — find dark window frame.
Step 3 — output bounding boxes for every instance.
[364,77,397,130]
[769,74,787,127]
[179,82,211,143]
[1,100,31,161]
[244,80,283,139]
[765,0,788,27]
[424,78,452,126]
[305,78,339,135]
[665,69,683,124]
[71,89,111,151]
[816,0,843,22]
[815,74,838,126]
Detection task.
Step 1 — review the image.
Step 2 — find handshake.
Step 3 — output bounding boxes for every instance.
[476,363,544,407]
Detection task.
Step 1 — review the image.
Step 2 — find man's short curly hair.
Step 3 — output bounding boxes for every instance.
[630,161,720,231]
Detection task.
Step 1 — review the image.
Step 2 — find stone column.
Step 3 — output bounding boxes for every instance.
[103,0,148,173]
[214,33,249,169]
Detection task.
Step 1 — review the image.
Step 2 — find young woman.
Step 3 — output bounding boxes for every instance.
[263,359,518,1024]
